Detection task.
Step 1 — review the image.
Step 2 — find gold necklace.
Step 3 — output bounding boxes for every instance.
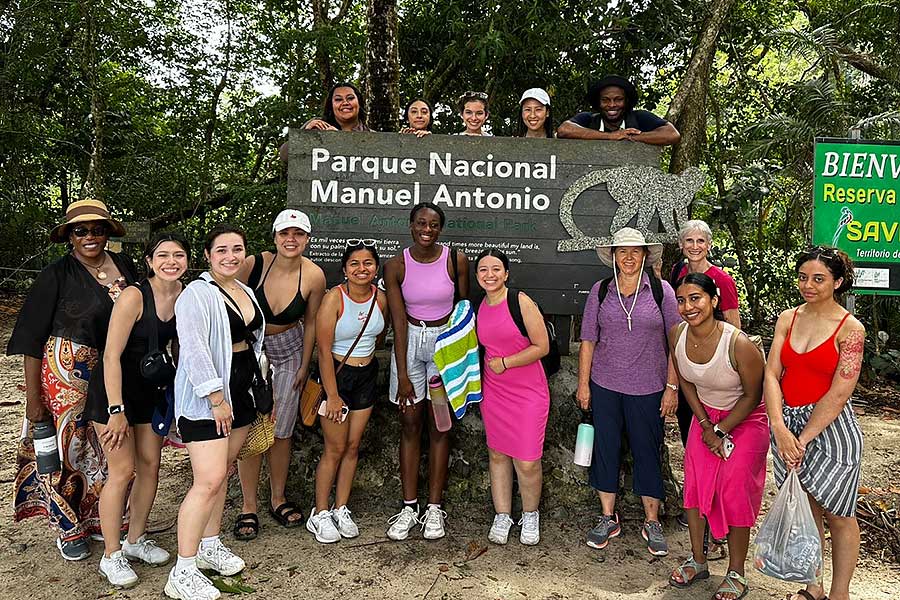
[689,321,721,348]
[79,253,108,281]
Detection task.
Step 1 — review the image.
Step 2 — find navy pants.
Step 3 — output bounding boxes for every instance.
[589,381,664,500]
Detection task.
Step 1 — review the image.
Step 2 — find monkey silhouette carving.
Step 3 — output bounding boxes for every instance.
[557,166,705,252]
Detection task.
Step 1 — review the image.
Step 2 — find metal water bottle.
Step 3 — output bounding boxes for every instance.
[428,376,453,432]
[573,412,594,467]
[33,420,61,474]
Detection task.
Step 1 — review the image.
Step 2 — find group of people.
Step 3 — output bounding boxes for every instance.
[8,193,865,600]
[298,74,681,144]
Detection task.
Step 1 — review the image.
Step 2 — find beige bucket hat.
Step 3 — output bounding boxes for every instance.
[595,227,663,267]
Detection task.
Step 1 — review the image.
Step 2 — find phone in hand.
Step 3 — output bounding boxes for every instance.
[318,400,349,422]
[722,435,735,459]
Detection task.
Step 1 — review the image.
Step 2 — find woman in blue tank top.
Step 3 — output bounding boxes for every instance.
[306,242,388,543]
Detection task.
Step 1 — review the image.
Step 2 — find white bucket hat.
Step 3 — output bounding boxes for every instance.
[595,227,663,267]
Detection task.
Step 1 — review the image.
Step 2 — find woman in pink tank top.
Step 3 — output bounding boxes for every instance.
[765,247,865,600]
[383,202,469,541]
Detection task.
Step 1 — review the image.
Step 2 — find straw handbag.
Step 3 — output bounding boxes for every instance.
[237,413,275,459]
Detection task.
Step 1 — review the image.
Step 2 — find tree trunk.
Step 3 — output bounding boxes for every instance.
[364,0,400,132]
[81,0,103,200]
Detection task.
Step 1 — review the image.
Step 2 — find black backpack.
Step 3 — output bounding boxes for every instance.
[503,288,561,377]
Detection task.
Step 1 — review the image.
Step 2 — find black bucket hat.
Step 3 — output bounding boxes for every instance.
[587,75,638,111]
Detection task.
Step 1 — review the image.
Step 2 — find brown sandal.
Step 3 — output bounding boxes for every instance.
[785,591,823,600]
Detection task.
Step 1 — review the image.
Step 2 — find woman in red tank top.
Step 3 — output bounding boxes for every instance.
[764,246,865,600]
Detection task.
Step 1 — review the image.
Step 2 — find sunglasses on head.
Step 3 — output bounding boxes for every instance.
[462,91,488,100]
[346,238,377,248]
[71,225,108,238]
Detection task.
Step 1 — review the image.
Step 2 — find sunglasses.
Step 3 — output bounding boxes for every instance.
[71,225,108,238]
[346,238,377,247]
[462,91,488,100]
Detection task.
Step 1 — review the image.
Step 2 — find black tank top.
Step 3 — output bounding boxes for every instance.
[126,280,177,356]
[247,253,306,326]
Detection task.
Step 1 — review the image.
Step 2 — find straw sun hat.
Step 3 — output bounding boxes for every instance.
[49,199,126,243]
[595,227,663,267]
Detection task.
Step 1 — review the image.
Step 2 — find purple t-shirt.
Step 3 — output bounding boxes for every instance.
[580,273,682,395]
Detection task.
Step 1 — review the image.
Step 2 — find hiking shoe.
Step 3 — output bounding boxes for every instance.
[99,550,138,588]
[642,520,669,556]
[306,508,341,543]
[57,536,91,561]
[387,506,419,541]
[519,511,540,546]
[164,566,221,600]
[421,504,447,540]
[676,512,689,528]
[488,513,514,545]
[196,538,245,576]
[122,534,170,565]
[586,514,621,549]
[332,505,360,539]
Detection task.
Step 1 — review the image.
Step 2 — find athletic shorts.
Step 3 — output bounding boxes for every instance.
[335,358,378,411]
[389,321,446,404]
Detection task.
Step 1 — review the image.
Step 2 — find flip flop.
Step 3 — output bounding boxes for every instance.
[233,512,259,540]
[269,501,304,528]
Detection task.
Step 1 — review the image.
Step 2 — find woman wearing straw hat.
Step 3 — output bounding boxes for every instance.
[6,199,136,562]
[576,227,681,557]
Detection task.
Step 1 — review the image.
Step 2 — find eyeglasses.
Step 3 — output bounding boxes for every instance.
[346,238,377,247]
[71,225,108,238]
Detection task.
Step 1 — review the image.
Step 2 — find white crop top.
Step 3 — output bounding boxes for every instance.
[331,286,385,357]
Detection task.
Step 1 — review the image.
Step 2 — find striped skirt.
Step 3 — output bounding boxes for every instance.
[265,324,304,439]
[772,402,863,517]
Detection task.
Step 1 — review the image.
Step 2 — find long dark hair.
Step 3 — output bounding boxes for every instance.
[676,272,725,321]
[323,82,367,129]
[795,245,854,298]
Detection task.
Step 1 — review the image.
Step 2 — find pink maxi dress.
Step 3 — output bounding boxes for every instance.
[678,322,769,540]
[476,292,550,461]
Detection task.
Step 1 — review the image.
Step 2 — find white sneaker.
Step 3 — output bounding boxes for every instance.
[332,505,360,539]
[519,511,540,546]
[306,509,341,543]
[122,534,171,565]
[196,538,245,576]
[488,513,514,545]
[386,506,419,541]
[164,566,221,600]
[421,504,447,540]
[99,550,138,588]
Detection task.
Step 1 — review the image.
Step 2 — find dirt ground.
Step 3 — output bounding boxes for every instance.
[0,306,898,600]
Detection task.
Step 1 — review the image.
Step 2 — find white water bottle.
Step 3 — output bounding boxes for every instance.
[574,417,594,467]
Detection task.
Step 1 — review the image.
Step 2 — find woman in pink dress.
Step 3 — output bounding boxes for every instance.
[475,249,550,546]
[667,272,768,600]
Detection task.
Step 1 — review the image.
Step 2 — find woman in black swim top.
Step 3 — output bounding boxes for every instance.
[233,209,326,538]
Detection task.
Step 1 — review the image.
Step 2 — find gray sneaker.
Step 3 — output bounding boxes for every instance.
[586,513,621,549]
[642,520,669,556]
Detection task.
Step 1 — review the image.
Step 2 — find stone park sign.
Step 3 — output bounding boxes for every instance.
[288,130,704,314]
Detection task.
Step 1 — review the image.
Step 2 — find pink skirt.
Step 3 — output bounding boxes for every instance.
[683,402,769,540]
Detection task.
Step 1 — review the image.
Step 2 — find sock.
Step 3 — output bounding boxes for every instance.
[200,535,219,551]
[175,554,196,572]
[403,499,418,513]
[426,503,441,510]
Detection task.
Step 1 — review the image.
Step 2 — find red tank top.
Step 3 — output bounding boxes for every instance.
[780,308,850,407]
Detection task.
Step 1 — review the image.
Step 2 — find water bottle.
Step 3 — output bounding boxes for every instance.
[573,412,594,467]
[428,376,453,432]
[33,420,61,474]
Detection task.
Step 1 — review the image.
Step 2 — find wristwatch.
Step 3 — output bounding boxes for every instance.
[713,424,727,439]
[107,404,125,415]
[665,383,678,391]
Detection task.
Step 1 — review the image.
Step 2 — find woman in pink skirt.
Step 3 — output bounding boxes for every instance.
[668,272,768,600]
[475,249,550,546]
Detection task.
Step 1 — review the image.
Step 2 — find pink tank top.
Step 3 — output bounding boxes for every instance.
[400,245,455,321]
[675,322,743,411]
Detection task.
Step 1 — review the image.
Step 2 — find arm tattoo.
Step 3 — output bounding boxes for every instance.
[838,329,864,380]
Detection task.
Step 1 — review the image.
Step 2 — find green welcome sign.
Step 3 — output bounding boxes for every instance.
[813,138,900,295]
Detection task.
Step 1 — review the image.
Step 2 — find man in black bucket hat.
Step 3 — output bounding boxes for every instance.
[558,74,681,146]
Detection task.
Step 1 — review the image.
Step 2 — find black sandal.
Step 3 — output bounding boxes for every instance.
[269,502,303,528]
[233,513,259,540]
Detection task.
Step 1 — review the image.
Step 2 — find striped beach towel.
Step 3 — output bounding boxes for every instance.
[434,300,482,418]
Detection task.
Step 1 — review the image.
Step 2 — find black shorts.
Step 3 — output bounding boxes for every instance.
[335,358,378,411]
[86,358,162,426]
[178,350,257,443]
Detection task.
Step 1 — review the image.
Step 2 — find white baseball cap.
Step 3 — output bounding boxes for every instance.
[272,209,311,234]
[519,87,551,106]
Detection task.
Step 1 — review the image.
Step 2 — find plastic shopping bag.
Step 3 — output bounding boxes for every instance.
[752,470,822,584]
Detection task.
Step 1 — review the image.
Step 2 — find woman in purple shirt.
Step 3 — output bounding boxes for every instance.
[577,228,681,557]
